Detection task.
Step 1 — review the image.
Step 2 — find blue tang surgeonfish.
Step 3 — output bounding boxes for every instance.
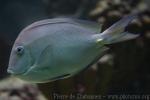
[7,14,139,83]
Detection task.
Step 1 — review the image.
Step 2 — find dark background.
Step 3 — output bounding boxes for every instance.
[0,0,150,99]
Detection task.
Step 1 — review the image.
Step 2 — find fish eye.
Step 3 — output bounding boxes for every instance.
[15,46,24,55]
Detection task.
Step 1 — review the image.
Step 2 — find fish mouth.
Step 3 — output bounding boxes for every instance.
[7,67,27,76]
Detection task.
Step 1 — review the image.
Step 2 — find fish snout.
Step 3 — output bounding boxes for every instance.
[7,67,26,75]
[7,69,15,74]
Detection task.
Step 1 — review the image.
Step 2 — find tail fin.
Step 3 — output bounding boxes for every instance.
[99,14,139,44]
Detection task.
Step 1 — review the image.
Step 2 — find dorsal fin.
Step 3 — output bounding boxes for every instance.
[22,18,102,33]
[68,18,102,33]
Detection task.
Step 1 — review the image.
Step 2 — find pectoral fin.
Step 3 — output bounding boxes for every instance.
[36,45,53,66]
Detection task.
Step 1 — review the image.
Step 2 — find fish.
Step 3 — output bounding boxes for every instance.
[7,14,139,83]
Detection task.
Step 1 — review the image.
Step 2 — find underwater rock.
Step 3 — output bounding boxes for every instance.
[0,77,47,100]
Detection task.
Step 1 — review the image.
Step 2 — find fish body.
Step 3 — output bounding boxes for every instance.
[7,14,138,83]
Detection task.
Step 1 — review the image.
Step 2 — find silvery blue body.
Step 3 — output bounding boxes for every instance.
[7,14,138,83]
